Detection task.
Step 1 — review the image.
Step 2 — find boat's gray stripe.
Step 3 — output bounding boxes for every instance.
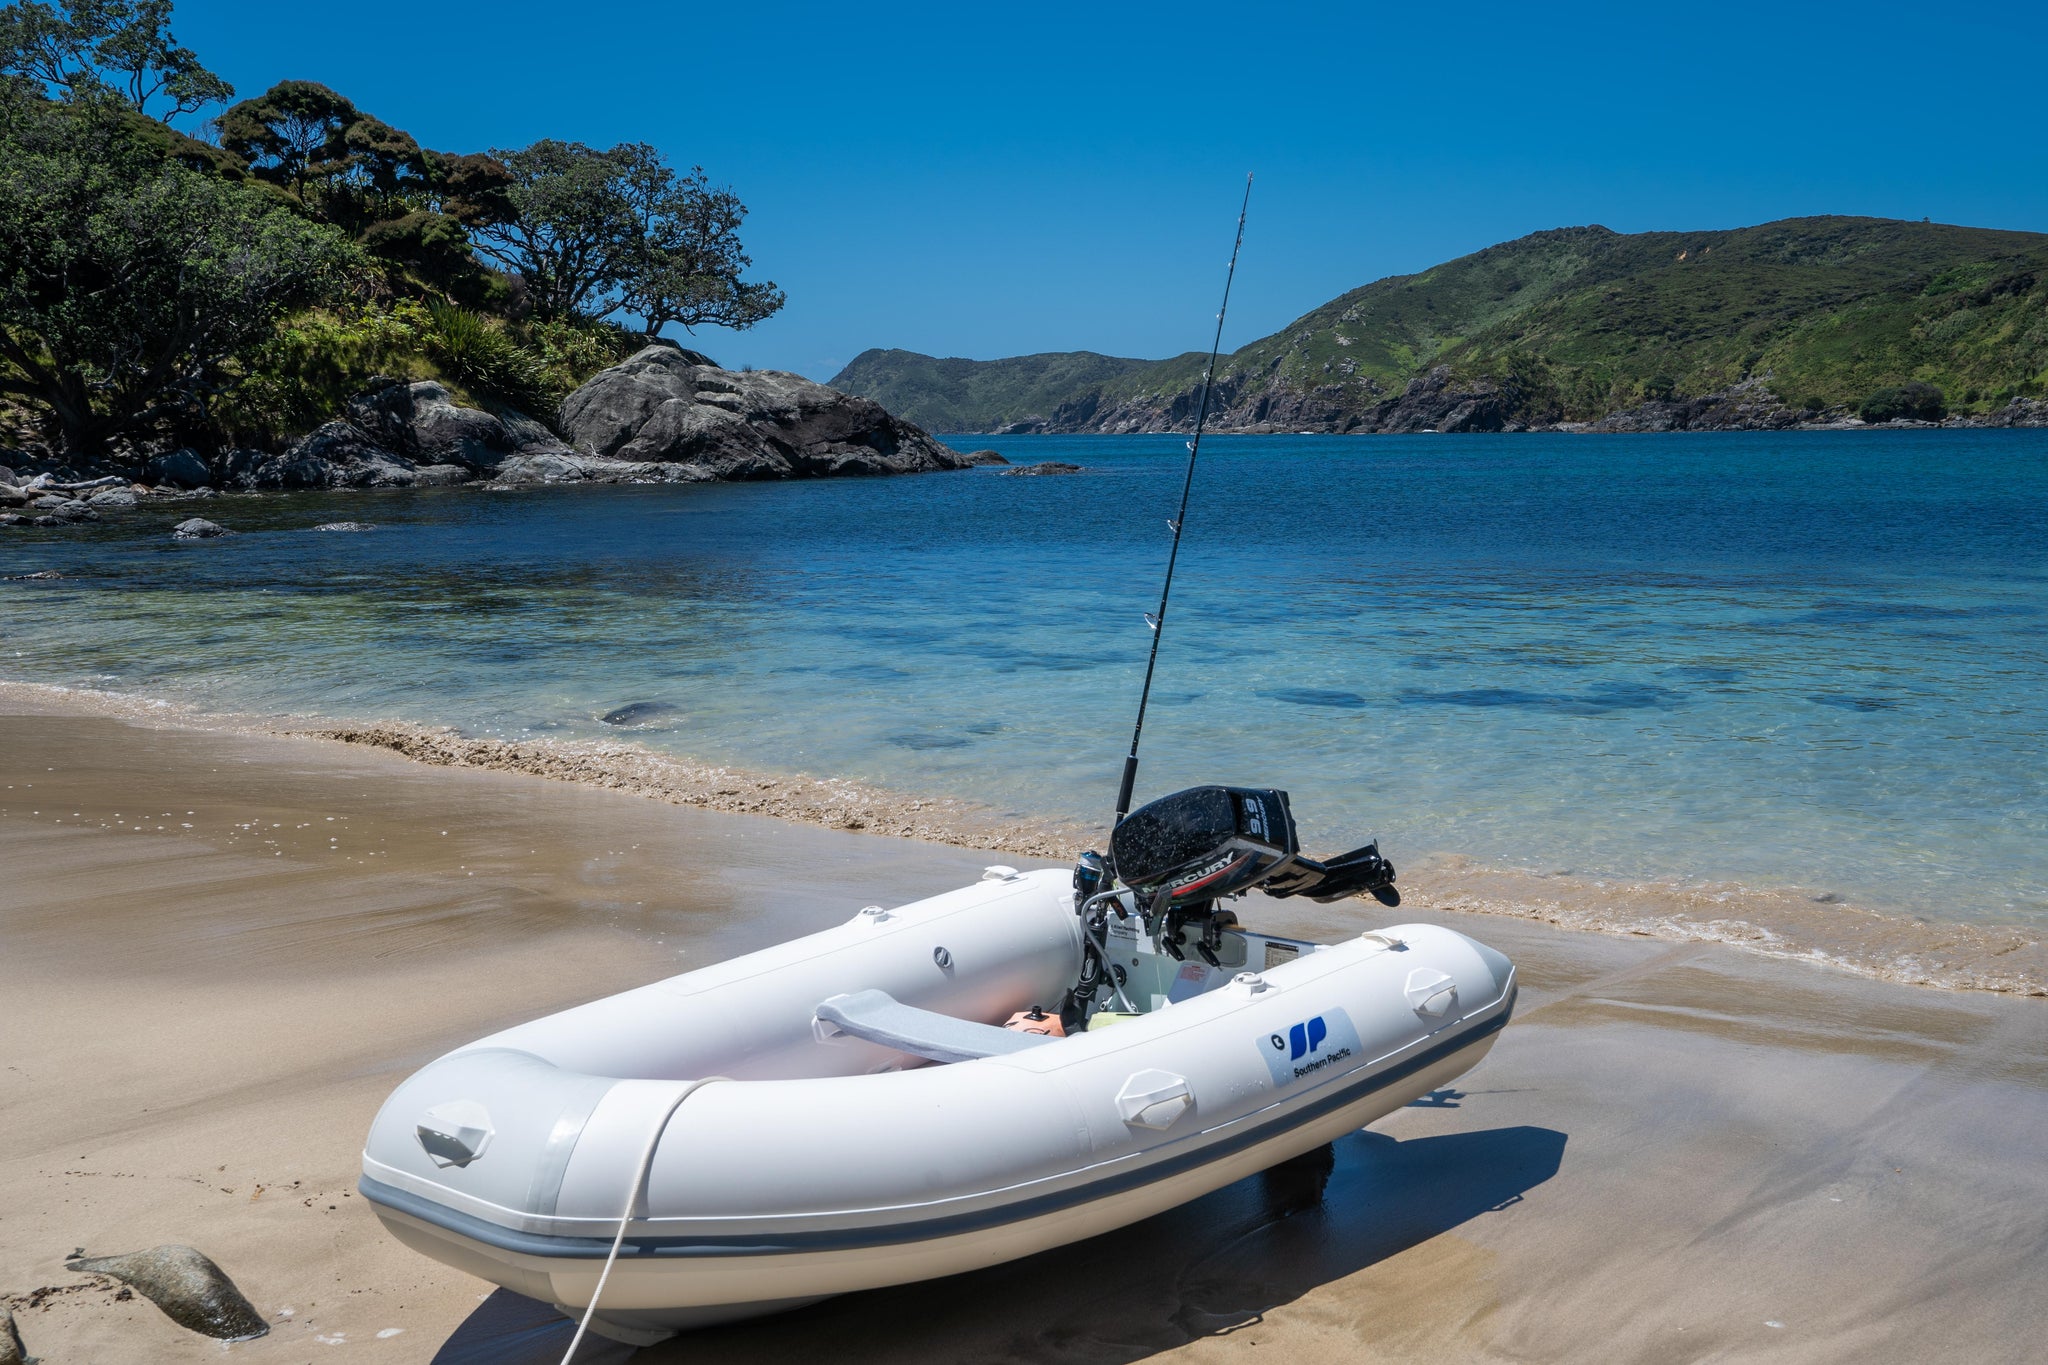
[360,989,1512,1260]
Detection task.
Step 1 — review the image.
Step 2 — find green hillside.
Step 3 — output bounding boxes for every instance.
[827,349,1161,431]
[831,217,2048,430]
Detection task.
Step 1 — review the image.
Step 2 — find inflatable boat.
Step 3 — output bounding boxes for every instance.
[360,785,1516,1345]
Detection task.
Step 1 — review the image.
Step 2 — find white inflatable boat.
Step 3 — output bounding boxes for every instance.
[361,785,1516,1345]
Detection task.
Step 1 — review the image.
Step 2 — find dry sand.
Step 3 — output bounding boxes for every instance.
[3,700,2045,1363]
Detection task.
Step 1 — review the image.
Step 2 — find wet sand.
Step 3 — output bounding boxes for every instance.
[3,702,2046,1362]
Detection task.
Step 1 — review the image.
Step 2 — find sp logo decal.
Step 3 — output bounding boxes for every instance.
[1259,1009,1361,1086]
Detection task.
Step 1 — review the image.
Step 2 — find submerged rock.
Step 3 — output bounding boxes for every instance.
[171,517,231,539]
[64,1245,268,1342]
[599,701,683,727]
[312,521,376,532]
[998,461,1083,476]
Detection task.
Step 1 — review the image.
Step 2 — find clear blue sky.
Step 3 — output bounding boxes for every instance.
[179,0,2047,380]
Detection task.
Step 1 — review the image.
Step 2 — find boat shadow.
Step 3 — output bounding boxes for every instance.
[432,1123,1566,1364]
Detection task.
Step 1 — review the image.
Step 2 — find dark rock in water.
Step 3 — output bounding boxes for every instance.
[252,420,417,490]
[312,521,376,532]
[556,347,972,484]
[64,1245,269,1342]
[0,512,24,527]
[411,463,474,487]
[998,461,1083,476]
[0,1303,33,1364]
[962,449,1009,466]
[145,448,212,490]
[599,701,683,726]
[217,448,268,487]
[349,380,531,473]
[171,517,231,539]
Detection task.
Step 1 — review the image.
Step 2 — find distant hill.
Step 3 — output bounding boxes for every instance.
[827,349,1162,432]
[829,217,2048,433]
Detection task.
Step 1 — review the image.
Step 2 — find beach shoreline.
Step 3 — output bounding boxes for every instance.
[4,677,2039,999]
[4,697,2045,1363]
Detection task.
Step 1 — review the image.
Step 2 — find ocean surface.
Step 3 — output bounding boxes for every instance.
[4,430,2045,927]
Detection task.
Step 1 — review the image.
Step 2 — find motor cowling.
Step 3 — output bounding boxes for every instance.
[1109,786,1300,910]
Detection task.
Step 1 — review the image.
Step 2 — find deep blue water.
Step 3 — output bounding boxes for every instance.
[4,429,2045,921]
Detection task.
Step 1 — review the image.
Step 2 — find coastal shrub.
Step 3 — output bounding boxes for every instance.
[213,301,431,446]
[0,86,363,456]
[516,316,637,399]
[1857,382,1945,423]
[424,304,553,414]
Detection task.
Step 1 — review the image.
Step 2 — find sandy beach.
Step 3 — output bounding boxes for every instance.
[4,696,2046,1363]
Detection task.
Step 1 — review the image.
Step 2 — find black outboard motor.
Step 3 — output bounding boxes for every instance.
[1110,786,1301,908]
[1107,784,1400,909]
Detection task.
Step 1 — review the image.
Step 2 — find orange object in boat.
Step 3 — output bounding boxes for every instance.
[1003,1005,1066,1037]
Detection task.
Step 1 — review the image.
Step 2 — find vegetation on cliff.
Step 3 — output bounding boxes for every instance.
[0,0,782,462]
[832,218,2048,432]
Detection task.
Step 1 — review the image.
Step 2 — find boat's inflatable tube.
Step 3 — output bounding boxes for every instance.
[361,868,1515,1344]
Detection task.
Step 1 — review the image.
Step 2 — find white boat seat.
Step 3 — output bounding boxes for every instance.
[815,989,1057,1064]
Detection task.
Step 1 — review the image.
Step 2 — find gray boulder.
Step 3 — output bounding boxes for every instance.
[172,517,231,538]
[252,421,417,490]
[348,380,526,473]
[88,487,138,509]
[146,448,212,489]
[557,347,970,483]
[0,465,17,486]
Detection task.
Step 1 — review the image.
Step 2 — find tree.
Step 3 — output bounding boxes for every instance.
[1857,381,1945,424]
[470,138,781,335]
[217,80,431,232]
[0,88,361,456]
[0,0,231,119]
[612,147,783,338]
[469,139,630,319]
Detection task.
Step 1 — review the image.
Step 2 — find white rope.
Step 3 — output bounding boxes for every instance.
[559,1076,725,1364]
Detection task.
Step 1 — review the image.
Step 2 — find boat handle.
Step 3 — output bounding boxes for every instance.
[1117,1070,1194,1130]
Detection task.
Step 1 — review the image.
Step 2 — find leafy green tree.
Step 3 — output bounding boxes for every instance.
[0,0,230,119]
[471,139,780,335]
[612,147,782,338]
[1857,381,1945,423]
[0,87,361,456]
[217,80,431,232]
[469,139,631,319]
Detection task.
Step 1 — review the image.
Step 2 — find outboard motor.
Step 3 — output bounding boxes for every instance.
[1065,784,1401,1003]
[1107,784,1400,909]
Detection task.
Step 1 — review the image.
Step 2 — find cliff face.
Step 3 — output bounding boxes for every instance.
[831,216,2048,434]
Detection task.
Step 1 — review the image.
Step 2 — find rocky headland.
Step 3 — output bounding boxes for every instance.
[1,346,990,531]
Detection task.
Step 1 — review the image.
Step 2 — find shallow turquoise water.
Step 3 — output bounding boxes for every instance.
[4,430,2045,922]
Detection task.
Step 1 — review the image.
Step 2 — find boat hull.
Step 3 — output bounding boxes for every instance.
[360,869,1517,1343]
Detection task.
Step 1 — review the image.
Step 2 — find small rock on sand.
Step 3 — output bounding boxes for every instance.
[0,1304,33,1365]
[171,518,231,539]
[63,1245,268,1342]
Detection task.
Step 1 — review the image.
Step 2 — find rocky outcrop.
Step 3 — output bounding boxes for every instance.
[244,380,577,490]
[1580,377,1803,433]
[556,347,971,481]
[999,461,1083,476]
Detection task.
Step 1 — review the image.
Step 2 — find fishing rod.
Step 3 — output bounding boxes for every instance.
[1112,173,1253,827]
